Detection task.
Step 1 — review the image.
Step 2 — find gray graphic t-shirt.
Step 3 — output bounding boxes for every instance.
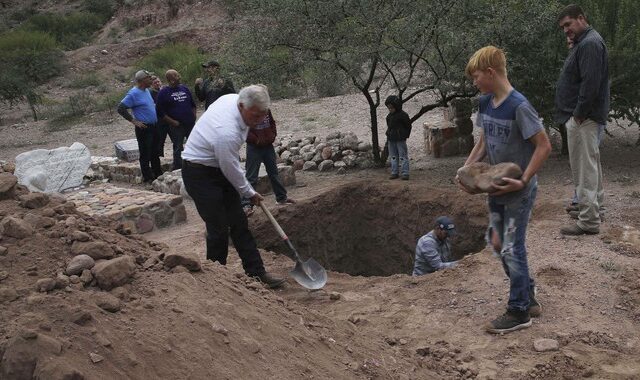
[476,90,544,204]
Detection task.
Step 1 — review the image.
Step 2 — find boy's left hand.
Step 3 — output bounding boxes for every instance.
[491,177,525,196]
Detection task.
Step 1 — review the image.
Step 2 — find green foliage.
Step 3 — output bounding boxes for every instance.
[22,12,105,50]
[83,0,117,22]
[0,30,64,120]
[69,72,102,89]
[136,43,208,92]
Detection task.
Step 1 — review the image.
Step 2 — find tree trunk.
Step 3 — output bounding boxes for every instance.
[28,99,38,122]
[362,90,381,163]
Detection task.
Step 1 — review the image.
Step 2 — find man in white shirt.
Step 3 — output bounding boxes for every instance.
[182,85,285,288]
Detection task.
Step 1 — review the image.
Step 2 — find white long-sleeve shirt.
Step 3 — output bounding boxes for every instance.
[182,94,256,198]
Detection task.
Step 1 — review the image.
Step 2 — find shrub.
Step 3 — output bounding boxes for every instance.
[0,30,64,120]
[135,43,208,91]
[22,12,104,50]
[83,0,117,22]
[69,72,102,89]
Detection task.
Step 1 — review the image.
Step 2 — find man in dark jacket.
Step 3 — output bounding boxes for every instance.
[194,60,236,110]
[242,109,295,215]
[385,95,412,180]
[555,4,609,236]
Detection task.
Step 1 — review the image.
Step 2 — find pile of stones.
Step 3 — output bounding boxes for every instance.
[275,131,375,173]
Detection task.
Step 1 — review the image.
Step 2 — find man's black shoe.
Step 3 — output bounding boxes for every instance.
[485,309,531,334]
[256,272,285,289]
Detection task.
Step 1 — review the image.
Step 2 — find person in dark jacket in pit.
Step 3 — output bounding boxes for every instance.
[385,95,412,180]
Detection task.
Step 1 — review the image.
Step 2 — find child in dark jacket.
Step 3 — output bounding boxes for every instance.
[385,95,412,180]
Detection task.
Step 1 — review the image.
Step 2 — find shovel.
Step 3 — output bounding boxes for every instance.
[258,202,327,290]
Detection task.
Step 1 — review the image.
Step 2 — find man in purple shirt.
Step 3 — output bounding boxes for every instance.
[156,69,197,170]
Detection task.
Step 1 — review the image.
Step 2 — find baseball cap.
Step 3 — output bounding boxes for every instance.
[201,59,220,68]
[435,216,456,236]
[134,70,152,81]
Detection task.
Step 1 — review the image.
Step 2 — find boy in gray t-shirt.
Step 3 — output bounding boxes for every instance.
[457,46,552,334]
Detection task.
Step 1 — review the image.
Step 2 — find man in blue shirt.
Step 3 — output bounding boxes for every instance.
[117,70,162,183]
[156,69,197,170]
[413,216,458,276]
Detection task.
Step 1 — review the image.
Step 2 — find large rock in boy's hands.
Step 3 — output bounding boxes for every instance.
[456,162,523,194]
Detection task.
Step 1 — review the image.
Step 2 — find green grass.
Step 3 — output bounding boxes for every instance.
[136,43,208,91]
[69,72,101,88]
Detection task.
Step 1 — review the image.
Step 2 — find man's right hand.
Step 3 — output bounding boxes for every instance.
[133,120,146,129]
[249,193,264,206]
[195,77,203,86]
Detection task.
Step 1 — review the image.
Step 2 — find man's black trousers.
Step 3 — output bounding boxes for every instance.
[182,162,266,276]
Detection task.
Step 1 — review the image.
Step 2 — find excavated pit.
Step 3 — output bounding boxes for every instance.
[252,181,488,277]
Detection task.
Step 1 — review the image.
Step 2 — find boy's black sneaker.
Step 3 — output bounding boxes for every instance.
[485,309,531,334]
[528,287,542,317]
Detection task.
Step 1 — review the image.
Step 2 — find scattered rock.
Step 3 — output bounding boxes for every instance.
[80,269,93,285]
[0,333,63,379]
[533,338,559,352]
[0,172,18,200]
[89,352,104,364]
[18,193,50,209]
[35,278,56,292]
[0,245,7,256]
[0,287,19,303]
[318,160,334,172]
[164,251,201,271]
[170,265,190,274]
[71,241,114,260]
[0,216,34,239]
[70,309,93,325]
[91,255,136,290]
[70,230,91,242]
[302,161,317,171]
[23,213,56,229]
[66,254,96,276]
[32,359,86,380]
[94,292,121,312]
[329,292,341,300]
[55,273,70,289]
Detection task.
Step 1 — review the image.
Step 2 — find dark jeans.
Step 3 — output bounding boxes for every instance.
[157,122,170,157]
[135,124,162,182]
[182,162,266,276]
[242,144,287,206]
[167,124,193,170]
[488,183,537,312]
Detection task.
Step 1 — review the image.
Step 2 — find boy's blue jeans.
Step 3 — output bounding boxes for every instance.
[388,139,409,176]
[488,184,537,312]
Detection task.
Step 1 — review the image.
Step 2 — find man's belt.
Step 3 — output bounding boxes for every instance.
[183,160,222,173]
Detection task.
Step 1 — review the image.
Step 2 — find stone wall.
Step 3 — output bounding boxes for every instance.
[65,184,186,234]
[152,166,296,199]
[424,99,475,158]
[86,156,172,184]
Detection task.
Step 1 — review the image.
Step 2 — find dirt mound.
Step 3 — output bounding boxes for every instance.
[251,181,488,276]
[0,184,436,379]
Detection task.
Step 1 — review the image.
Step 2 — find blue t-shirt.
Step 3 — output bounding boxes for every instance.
[121,87,157,124]
[156,84,197,127]
[476,90,544,204]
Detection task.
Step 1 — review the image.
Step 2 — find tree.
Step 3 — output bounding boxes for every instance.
[0,30,64,121]
[223,0,568,162]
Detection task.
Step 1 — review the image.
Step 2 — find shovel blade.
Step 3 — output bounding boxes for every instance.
[290,258,327,290]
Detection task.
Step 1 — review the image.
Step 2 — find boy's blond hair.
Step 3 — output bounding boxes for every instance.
[465,46,507,78]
